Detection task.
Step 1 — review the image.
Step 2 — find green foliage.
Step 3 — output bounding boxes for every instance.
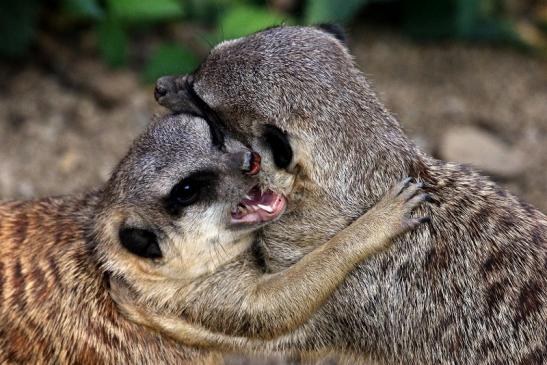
[304,0,370,24]
[184,0,248,25]
[97,17,128,68]
[97,0,185,69]
[62,0,104,20]
[107,0,184,23]
[1,0,545,78]
[0,0,40,58]
[141,44,199,82]
[217,4,291,41]
[402,0,516,41]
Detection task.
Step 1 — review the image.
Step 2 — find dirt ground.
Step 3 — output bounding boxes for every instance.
[0,26,545,364]
[351,27,547,213]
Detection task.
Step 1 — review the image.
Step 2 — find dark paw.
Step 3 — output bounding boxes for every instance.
[391,177,433,230]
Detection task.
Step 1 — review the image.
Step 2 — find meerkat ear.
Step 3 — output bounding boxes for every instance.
[316,23,347,45]
[119,227,162,259]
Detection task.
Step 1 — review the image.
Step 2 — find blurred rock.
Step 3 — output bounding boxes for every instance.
[0,62,150,201]
[59,149,81,174]
[440,126,526,178]
[353,26,547,211]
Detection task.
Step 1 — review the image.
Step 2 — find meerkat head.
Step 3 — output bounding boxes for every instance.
[154,25,415,222]
[93,113,286,298]
[154,26,348,202]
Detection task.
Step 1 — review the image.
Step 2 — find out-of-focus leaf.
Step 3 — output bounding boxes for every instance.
[469,19,517,42]
[97,17,127,68]
[185,0,212,22]
[0,0,40,58]
[404,0,465,38]
[185,0,248,24]
[516,20,547,49]
[536,4,547,30]
[107,0,184,23]
[403,0,518,43]
[403,0,482,38]
[62,0,104,20]
[217,5,291,41]
[141,44,199,83]
[305,0,369,24]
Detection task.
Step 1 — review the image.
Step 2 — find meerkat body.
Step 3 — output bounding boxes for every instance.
[148,26,546,364]
[0,111,428,363]
[0,114,247,364]
[0,195,217,364]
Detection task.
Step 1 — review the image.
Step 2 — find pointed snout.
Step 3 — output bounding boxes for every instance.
[154,75,177,102]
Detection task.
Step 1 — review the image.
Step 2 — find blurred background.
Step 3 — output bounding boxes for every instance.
[1,0,546,210]
[0,0,546,363]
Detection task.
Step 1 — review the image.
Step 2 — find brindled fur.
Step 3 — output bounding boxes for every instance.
[0,167,222,363]
[154,26,547,364]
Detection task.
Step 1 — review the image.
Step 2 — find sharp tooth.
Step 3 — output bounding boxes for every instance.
[257,204,273,213]
[244,194,252,200]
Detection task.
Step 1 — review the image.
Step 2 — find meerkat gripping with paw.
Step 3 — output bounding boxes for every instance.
[142,25,545,364]
[1,111,428,364]
[110,175,429,347]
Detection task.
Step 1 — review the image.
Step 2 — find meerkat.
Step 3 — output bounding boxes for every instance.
[110,173,428,344]
[136,25,546,364]
[0,111,427,363]
[0,114,225,365]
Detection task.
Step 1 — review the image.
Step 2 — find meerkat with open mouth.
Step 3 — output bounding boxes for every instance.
[104,114,430,344]
[0,111,427,364]
[132,25,546,364]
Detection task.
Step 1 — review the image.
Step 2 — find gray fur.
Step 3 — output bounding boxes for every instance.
[156,26,547,364]
[94,113,261,308]
[105,116,433,348]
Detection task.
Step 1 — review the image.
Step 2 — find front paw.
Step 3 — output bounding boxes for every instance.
[373,177,431,237]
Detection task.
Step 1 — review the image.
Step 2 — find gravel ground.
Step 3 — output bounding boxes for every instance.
[351,27,547,212]
[0,27,545,364]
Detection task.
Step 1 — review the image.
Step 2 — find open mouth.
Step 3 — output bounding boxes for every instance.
[231,186,287,225]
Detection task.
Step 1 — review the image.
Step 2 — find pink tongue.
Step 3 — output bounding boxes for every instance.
[232,186,286,223]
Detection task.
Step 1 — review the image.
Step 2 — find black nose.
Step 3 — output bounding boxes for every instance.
[154,85,167,101]
[242,152,261,175]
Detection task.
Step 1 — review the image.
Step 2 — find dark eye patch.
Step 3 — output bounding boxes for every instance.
[164,170,218,216]
[119,227,162,259]
[263,125,293,169]
[184,76,226,149]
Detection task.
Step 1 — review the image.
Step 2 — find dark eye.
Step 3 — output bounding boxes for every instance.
[263,125,293,169]
[170,179,200,206]
[164,171,217,215]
